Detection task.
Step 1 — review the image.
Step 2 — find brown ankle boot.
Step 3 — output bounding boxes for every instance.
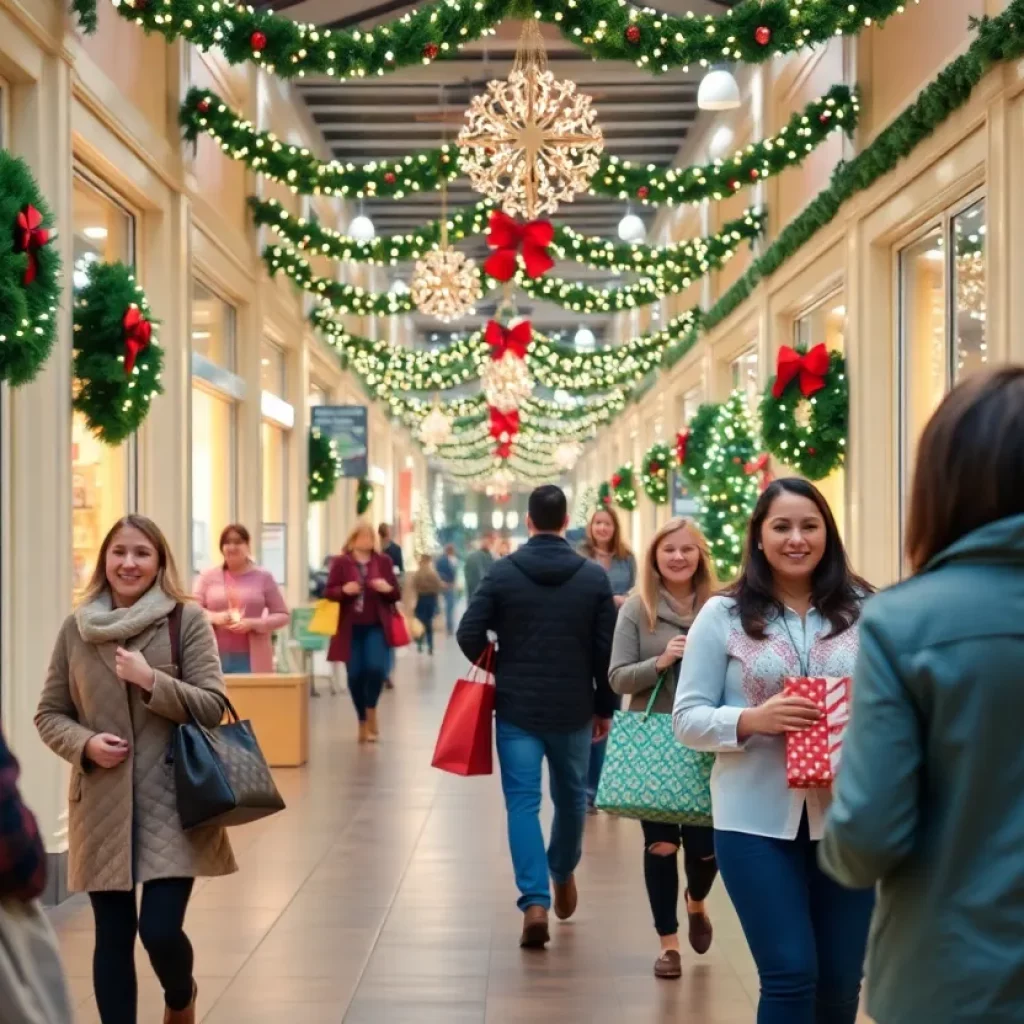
[552,874,578,921]
[163,982,196,1024]
[366,707,380,739]
[519,906,550,948]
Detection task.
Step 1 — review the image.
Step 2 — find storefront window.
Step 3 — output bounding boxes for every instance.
[260,341,289,525]
[191,282,238,574]
[952,200,987,379]
[730,348,759,413]
[307,386,328,573]
[71,175,135,600]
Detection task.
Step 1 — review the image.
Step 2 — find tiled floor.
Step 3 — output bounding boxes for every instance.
[49,632,870,1023]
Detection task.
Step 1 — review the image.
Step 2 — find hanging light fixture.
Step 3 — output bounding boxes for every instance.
[389,279,410,295]
[348,209,376,242]
[574,326,596,351]
[618,209,646,243]
[697,68,741,111]
[419,397,453,449]
[554,441,582,471]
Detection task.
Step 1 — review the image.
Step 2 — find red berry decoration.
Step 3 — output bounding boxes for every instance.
[611,474,622,488]
[649,461,660,472]
[820,112,831,123]
[637,185,649,200]
[383,172,396,185]
[197,97,211,113]
[808,447,818,455]
[250,30,267,51]
[625,24,641,44]
[423,42,439,60]
[750,168,760,180]
[729,179,739,191]
[754,25,772,46]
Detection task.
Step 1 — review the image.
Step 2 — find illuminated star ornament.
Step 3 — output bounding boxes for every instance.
[457,19,604,219]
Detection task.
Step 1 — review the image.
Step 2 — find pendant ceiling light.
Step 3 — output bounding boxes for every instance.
[617,210,646,243]
[348,212,376,242]
[697,68,741,111]
[574,326,596,352]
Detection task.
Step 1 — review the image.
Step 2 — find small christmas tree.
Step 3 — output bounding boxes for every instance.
[572,485,598,527]
[413,495,439,557]
[698,391,761,580]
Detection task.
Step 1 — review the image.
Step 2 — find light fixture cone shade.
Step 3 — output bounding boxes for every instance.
[697,69,741,111]
[574,327,596,351]
[617,212,646,243]
[348,214,376,242]
[389,279,410,295]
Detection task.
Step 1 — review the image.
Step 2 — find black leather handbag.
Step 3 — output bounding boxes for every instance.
[166,605,286,831]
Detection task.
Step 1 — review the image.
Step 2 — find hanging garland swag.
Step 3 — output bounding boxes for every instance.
[0,150,61,387]
[72,261,163,446]
[641,442,673,505]
[356,477,375,516]
[760,346,848,480]
[677,403,721,489]
[308,427,342,503]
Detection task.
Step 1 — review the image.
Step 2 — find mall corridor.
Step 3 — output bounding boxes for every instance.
[47,636,774,1024]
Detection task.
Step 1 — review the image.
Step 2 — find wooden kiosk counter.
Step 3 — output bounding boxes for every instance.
[225,673,309,768]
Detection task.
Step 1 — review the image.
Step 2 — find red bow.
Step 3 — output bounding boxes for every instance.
[483,210,554,282]
[489,406,520,441]
[485,319,532,361]
[14,205,51,285]
[494,440,512,460]
[123,305,153,375]
[675,429,690,466]
[772,343,829,399]
[744,453,773,492]
[611,473,622,488]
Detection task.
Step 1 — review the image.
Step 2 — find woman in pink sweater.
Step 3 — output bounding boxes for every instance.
[194,524,290,673]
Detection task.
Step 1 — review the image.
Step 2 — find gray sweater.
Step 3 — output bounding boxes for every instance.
[609,591,694,714]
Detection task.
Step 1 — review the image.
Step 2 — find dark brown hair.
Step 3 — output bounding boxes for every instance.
[906,366,1024,571]
[727,477,871,639]
[219,523,251,551]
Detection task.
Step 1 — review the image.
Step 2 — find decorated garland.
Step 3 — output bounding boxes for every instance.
[0,150,61,387]
[760,346,847,480]
[597,481,614,510]
[356,477,374,516]
[641,442,673,505]
[72,261,163,445]
[308,427,342,502]
[611,463,638,512]
[185,85,856,208]
[677,403,721,489]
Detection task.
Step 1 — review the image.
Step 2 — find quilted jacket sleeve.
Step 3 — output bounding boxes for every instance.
[35,618,96,770]
[145,605,228,727]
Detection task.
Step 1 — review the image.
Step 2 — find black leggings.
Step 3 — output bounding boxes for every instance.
[89,878,195,1024]
[641,821,718,937]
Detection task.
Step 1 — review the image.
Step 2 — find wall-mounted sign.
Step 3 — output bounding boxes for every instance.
[311,405,369,478]
[671,470,699,518]
[261,523,287,585]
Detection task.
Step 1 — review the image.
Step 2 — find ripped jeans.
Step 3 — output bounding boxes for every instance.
[640,820,717,936]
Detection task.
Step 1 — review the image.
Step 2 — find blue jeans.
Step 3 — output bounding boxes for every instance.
[220,651,251,674]
[443,590,457,634]
[586,736,606,805]
[495,717,592,912]
[714,813,875,1024]
[347,624,389,722]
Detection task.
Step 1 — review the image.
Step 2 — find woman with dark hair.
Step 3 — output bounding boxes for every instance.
[821,367,1024,1024]
[36,515,236,1024]
[194,524,289,674]
[673,478,874,1024]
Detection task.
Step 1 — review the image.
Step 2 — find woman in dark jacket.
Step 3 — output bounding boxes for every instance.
[325,522,401,743]
[821,367,1024,1024]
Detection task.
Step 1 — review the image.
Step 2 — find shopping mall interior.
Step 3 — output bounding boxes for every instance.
[0,0,1020,1018]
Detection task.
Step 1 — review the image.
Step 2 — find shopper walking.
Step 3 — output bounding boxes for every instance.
[609,517,718,979]
[377,524,404,690]
[458,485,617,948]
[193,523,289,674]
[673,479,874,1024]
[412,554,443,655]
[326,523,401,743]
[435,544,459,635]
[820,367,1024,1024]
[463,529,496,601]
[579,506,636,811]
[35,515,236,1024]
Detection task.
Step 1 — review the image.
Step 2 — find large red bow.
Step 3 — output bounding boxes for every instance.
[485,319,532,361]
[123,305,153,375]
[489,406,520,441]
[745,453,773,492]
[494,439,513,460]
[675,429,690,466]
[14,205,51,285]
[772,343,829,399]
[483,210,554,282]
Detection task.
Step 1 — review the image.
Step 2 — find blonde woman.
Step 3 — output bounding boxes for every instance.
[608,517,719,980]
[35,515,236,1024]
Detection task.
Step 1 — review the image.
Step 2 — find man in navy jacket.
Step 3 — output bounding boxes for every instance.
[458,485,617,948]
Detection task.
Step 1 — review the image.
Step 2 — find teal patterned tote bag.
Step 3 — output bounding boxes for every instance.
[595,673,714,826]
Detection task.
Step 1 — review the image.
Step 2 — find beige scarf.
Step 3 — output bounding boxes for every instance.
[75,586,176,645]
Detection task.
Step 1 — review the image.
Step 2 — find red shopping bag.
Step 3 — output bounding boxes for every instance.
[784,676,851,789]
[431,647,496,776]
[388,609,412,648]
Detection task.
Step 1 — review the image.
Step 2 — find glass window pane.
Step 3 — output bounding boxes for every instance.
[952,199,987,381]
[261,341,286,396]
[192,281,236,370]
[307,386,328,574]
[261,421,286,523]
[730,348,759,413]
[191,386,235,573]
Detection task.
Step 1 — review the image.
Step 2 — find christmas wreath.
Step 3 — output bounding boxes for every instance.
[676,403,720,488]
[356,477,374,516]
[760,345,848,480]
[308,427,342,503]
[0,150,61,387]
[596,481,613,510]
[641,442,672,505]
[611,463,638,512]
[72,261,163,445]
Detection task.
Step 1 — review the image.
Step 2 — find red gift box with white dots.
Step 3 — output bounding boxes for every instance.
[783,676,851,789]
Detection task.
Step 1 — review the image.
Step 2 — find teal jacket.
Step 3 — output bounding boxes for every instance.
[820,515,1024,1024]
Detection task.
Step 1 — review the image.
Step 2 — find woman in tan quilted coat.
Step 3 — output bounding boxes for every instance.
[36,515,236,1024]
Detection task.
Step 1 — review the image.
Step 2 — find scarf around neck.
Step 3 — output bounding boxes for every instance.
[75,585,176,645]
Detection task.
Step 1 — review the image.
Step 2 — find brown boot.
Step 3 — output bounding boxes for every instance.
[163,982,196,1024]
[366,707,380,739]
[552,875,578,921]
[520,906,550,949]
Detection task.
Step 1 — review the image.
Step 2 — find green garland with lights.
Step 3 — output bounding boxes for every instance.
[0,150,61,387]
[698,392,760,580]
[678,403,720,489]
[760,350,847,480]
[612,463,638,512]
[72,261,163,446]
[308,427,342,502]
[597,481,614,510]
[356,477,374,516]
[641,442,672,505]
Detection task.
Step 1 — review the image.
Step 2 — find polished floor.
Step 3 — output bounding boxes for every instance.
[49,631,871,1023]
